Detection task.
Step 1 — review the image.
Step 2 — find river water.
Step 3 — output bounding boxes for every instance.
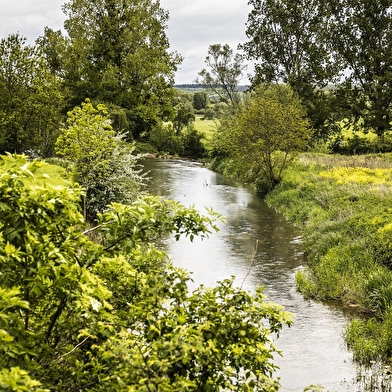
[141,158,359,391]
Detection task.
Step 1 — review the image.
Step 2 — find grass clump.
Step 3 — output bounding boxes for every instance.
[266,152,392,363]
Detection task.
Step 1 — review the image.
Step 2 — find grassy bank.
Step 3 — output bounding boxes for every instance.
[266,153,392,364]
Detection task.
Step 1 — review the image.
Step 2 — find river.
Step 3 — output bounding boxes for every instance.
[141,158,359,391]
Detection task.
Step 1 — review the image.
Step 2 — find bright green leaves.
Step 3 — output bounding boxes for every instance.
[92,275,292,391]
[55,99,117,181]
[56,100,115,167]
[98,196,222,252]
[0,154,291,391]
[213,84,311,192]
[0,367,45,392]
[56,99,144,221]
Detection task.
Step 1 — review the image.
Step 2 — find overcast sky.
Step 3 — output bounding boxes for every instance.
[0,0,252,84]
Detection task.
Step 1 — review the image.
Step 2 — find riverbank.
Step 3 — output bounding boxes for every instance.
[265,152,392,365]
[142,157,359,391]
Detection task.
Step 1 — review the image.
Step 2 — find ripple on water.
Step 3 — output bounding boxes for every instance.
[142,159,359,391]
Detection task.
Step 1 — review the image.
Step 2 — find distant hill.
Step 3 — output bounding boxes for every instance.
[174,84,249,93]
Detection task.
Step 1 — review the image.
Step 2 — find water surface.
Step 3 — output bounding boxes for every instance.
[142,158,358,391]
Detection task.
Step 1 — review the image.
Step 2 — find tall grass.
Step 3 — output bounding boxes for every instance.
[267,152,392,363]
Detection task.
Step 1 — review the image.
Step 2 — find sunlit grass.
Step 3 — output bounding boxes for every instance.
[267,152,392,362]
[194,115,219,141]
[35,162,69,187]
[299,152,392,169]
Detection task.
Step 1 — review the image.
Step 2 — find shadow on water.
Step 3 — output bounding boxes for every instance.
[141,158,361,391]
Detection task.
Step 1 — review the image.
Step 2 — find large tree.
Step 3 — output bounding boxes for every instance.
[0,33,63,156]
[196,44,247,108]
[57,0,182,139]
[242,0,333,86]
[241,0,340,140]
[327,0,392,138]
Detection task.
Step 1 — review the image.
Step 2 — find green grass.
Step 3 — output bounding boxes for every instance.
[266,152,392,363]
[194,115,218,140]
[194,115,219,150]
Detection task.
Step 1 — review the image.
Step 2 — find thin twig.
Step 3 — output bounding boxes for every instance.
[61,336,90,358]
[241,240,259,288]
[82,224,103,236]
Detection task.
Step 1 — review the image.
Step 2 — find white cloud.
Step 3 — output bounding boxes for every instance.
[0,0,64,42]
[0,0,252,84]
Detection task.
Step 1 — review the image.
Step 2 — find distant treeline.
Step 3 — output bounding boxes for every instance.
[175,84,249,92]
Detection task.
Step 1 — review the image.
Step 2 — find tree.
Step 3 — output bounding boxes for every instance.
[181,125,207,158]
[0,33,63,156]
[0,154,292,391]
[55,99,143,221]
[193,91,208,111]
[241,0,340,140]
[242,0,333,86]
[172,102,195,135]
[212,84,311,191]
[327,0,392,139]
[196,44,247,108]
[60,0,182,138]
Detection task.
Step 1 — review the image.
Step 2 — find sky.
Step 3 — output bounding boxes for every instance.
[0,0,253,84]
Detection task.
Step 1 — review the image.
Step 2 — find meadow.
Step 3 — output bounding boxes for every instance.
[194,114,219,149]
[266,152,392,363]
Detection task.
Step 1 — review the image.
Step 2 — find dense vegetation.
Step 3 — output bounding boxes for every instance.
[3,0,392,388]
[0,154,293,391]
[264,154,392,364]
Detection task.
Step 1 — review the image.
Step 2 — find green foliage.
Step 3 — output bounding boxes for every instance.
[172,102,195,135]
[149,122,183,156]
[212,84,311,191]
[0,367,45,392]
[181,126,207,158]
[193,91,209,110]
[243,0,392,140]
[0,33,63,156]
[0,154,291,390]
[327,0,392,138]
[196,44,246,108]
[59,0,182,138]
[329,132,392,155]
[242,0,340,141]
[266,152,392,362]
[363,268,392,315]
[148,122,207,159]
[55,99,143,220]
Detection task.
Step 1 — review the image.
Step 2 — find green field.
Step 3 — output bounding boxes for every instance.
[194,115,219,149]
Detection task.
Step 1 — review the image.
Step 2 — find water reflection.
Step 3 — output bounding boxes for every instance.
[141,158,358,391]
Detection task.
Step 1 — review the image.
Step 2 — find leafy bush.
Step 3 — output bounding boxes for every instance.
[149,122,183,155]
[0,154,292,391]
[211,84,312,191]
[55,100,144,221]
[181,126,206,158]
